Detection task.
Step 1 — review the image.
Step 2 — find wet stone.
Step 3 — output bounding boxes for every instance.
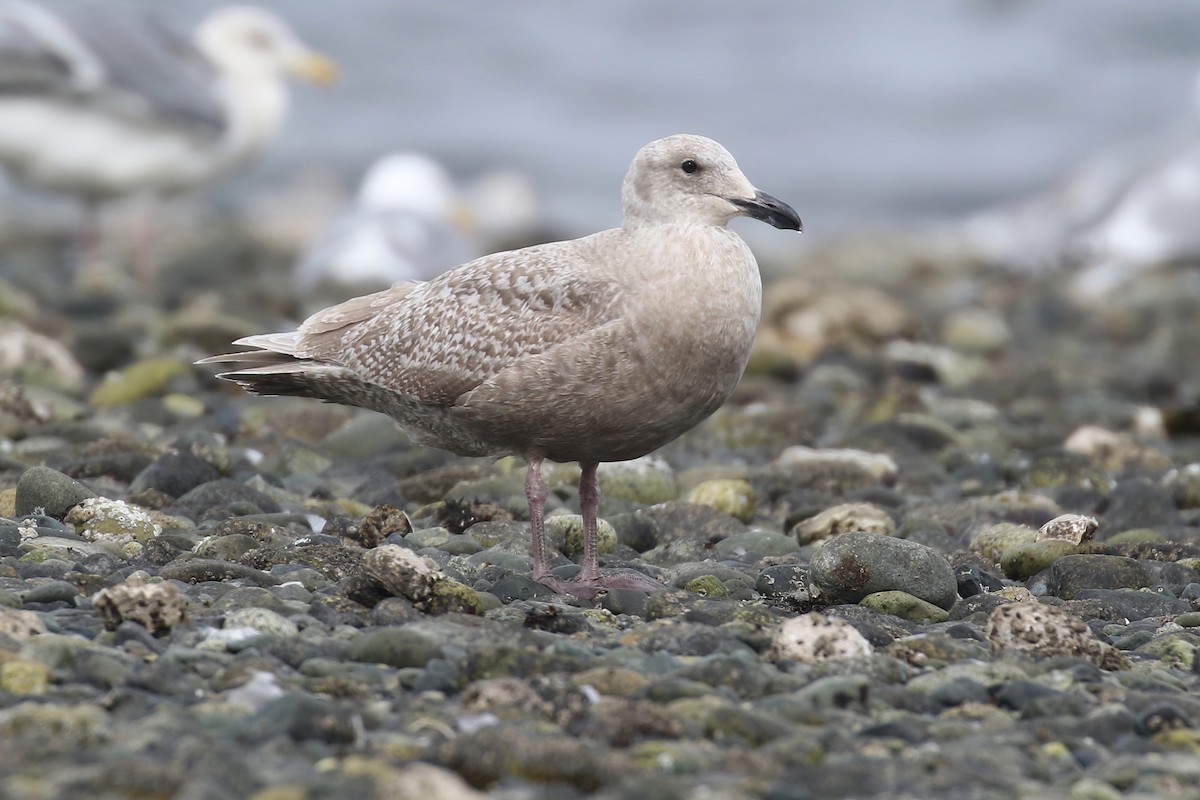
[15,466,98,519]
[1048,554,1151,600]
[809,531,957,610]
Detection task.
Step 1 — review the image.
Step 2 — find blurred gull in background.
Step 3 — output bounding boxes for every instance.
[294,152,480,299]
[0,1,336,274]
[1066,97,1200,296]
[463,166,545,250]
[950,68,1200,297]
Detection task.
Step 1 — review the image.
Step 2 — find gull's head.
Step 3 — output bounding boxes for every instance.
[196,6,338,86]
[621,134,801,232]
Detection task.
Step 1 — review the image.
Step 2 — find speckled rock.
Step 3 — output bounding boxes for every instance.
[363,543,485,615]
[766,612,872,663]
[791,501,895,545]
[809,531,957,609]
[985,601,1129,670]
[92,580,187,634]
[1036,513,1099,544]
[65,498,161,547]
[0,607,47,638]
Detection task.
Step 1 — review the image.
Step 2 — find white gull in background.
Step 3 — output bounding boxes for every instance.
[950,70,1200,296]
[0,2,336,271]
[463,166,544,249]
[202,134,801,597]
[294,153,480,299]
[1068,144,1200,297]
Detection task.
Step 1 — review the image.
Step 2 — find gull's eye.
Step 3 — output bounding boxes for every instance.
[245,28,273,49]
[680,159,698,174]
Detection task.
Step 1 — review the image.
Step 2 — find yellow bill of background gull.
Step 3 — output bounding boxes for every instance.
[200,134,801,597]
[0,1,337,272]
[293,153,481,300]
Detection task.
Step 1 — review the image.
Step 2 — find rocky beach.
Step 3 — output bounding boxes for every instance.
[0,221,1199,800]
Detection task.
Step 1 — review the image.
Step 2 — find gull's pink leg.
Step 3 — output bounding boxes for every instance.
[534,460,665,599]
[73,200,102,275]
[577,462,600,582]
[130,209,160,287]
[526,457,550,578]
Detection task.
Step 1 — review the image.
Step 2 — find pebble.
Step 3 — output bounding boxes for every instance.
[808,531,958,609]
[1048,554,1150,600]
[985,601,1129,670]
[92,580,187,634]
[767,612,873,663]
[684,478,757,522]
[802,503,893,542]
[14,466,97,518]
[859,590,951,624]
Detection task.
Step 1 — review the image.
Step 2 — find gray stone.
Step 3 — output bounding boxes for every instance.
[224,607,300,638]
[15,466,97,519]
[713,528,799,559]
[1072,589,1191,621]
[809,531,957,610]
[21,580,79,606]
[1100,478,1179,536]
[175,479,282,520]
[348,627,443,668]
[1049,555,1151,600]
[129,451,220,498]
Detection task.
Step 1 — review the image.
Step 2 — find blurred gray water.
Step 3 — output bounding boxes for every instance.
[60,0,1200,238]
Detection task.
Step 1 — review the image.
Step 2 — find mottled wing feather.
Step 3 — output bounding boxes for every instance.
[291,235,627,405]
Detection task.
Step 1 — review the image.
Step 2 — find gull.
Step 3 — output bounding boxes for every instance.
[0,2,337,273]
[294,152,479,299]
[200,134,802,596]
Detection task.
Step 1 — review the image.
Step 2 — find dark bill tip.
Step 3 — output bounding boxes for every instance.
[730,190,802,232]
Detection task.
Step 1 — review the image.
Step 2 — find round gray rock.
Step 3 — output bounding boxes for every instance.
[809,531,957,610]
[15,466,98,519]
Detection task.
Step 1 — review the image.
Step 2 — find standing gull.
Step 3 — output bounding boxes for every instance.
[0,2,337,271]
[200,134,802,595]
